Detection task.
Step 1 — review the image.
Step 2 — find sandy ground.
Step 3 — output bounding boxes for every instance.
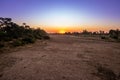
[0,35,120,80]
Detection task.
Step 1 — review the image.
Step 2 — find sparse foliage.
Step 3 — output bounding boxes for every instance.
[109,29,120,39]
[0,17,50,48]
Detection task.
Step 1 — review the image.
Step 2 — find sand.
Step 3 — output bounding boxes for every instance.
[0,35,120,80]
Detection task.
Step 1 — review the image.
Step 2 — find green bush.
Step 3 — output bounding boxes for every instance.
[35,35,42,39]
[12,40,23,47]
[22,37,36,44]
[12,37,36,47]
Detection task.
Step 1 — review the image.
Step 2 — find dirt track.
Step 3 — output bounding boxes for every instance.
[0,35,120,80]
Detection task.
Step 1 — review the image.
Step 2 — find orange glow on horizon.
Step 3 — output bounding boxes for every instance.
[59,30,66,34]
[32,25,120,33]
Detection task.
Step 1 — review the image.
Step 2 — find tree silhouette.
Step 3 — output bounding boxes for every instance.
[109,29,120,39]
[0,17,50,44]
[82,30,92,35]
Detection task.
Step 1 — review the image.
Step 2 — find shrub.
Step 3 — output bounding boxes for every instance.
[12,40,23,47]
[34,34,42,39]
[43,35,50,40]
[0,17,50,47]
[101,36,106,39]
[109,29,120,40]
[33,28,49,40]
[3,37,12,41]
[22,37,36,44]
[112,36,118,39]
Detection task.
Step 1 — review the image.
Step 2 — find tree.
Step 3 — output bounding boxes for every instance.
[0,17,50,43]
[82,30,92,35]
[109,29,120,39]
[99,30,104,35]
[22,23,30,29]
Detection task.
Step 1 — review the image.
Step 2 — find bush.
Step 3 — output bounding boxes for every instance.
[22,37,36,44]
[33,28,49,40]
[43,35,50,39]
[12,37,36,47]
[0,17,50,47]
[12,40,23,47]
[109,29,120,40]
[3,37,12,41]
[34,35,42,39]
[101,36,106,39]
[112,36,118,39]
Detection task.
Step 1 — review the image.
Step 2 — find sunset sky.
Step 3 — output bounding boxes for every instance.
[1,0,120,33]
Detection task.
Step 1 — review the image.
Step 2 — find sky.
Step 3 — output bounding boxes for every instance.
[0,0,120,32]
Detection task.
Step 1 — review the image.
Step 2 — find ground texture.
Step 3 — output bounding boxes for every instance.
[0,35,120,80]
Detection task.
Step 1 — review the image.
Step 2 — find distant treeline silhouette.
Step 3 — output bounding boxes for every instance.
[0,17,50,48]
[65,29,120,40]
[65,30,106,35]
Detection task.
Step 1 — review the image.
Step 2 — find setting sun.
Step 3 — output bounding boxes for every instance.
[59,30,66,34]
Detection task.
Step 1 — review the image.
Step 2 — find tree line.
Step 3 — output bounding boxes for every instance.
[65,29,120,40]
[0,17,50,48]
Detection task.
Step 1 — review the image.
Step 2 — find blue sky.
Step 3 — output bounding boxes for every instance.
[0,0,120,31]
